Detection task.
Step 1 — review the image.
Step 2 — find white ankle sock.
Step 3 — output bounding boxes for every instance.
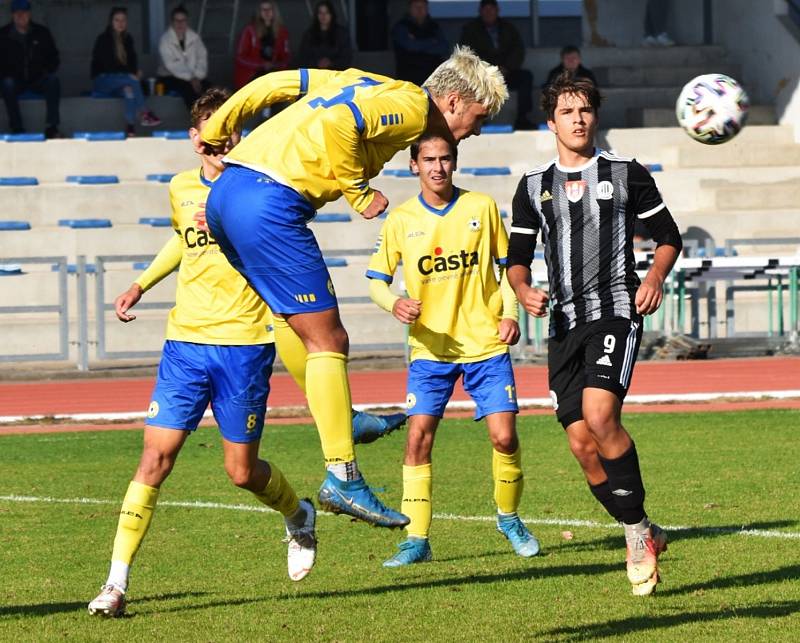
[326,460,361,482]
[106,560,129,592]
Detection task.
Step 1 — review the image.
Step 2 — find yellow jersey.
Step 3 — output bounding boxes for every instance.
[367,188,512,363]
[136,168,274,344]
[202,68,430,214]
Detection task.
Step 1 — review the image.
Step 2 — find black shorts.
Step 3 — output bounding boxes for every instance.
[548,317,643,428]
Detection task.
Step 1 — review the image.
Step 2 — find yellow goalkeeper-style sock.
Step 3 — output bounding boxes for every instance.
[110,480,160,567]
[273,315,308,394]
[305,352,355,465]
[402,463,432,539]
[493,448,524,514]
[252,462,300,517]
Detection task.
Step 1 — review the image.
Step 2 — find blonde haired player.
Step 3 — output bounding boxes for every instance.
[86,88,401,617]
[367,134,540,566]
[200,46,508,528]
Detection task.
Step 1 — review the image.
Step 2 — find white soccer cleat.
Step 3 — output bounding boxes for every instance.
[87,584,126,617]
[285,498,317,581]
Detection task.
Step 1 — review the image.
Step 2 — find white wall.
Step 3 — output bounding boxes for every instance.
[713,0,800,141]
[581,0,704,48]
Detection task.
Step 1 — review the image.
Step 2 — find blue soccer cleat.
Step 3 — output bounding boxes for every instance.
[352,410,407,444]
[318,472,409,529]
[382,537,432,568]
[496,513,541,557]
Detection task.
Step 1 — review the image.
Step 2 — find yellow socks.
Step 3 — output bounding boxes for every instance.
[493,448,524,514]
[273,315,308,394]
[306,352,355,465]
[252,462,300,517]
[107,480,159,589]
[402,464,432,539]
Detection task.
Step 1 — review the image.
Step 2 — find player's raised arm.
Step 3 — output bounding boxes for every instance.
[115,234,182,322]
[202,68,340,147]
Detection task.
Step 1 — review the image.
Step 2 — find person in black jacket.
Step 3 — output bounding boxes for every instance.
[91,6,160,135]
[0,0,61,137]
[295,1,352,70]
[459,0,534,129]
[391,0,448,86]
[542,45,597,90]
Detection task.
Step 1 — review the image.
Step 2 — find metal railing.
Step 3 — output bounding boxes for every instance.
[0,256,69,363]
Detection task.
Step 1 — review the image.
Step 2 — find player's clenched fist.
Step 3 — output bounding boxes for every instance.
[517,285,549,317]
[635,274,664,315]
[361,190,389,220]
[498,318,520,346]
[392,297,422,324]
[114,283,144,322]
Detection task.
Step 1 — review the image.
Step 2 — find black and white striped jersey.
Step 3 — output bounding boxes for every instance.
[508,149,670,337]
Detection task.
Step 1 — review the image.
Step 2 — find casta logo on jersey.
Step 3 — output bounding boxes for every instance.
[417,246,478,275]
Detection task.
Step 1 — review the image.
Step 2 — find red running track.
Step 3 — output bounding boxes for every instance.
[1,357,798,417]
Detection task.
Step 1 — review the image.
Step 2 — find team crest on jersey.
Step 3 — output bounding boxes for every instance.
[540,190,552,202]
[406,393,417,409]
[468,217,481,232]
[596,181,614,200]
[564,180,587,203]
[147,401,159,418]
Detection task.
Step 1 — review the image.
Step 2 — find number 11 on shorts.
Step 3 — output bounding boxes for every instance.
[504,384,516,402]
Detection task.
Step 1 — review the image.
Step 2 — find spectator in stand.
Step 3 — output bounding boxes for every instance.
[157,5,209,108]
[91,6,160,136]
[459,0,534,129]
[542,45,597,89]
[391,0,449,86]
[295,1,352,71]
[643,0,675,47]
[0,0,61,137]
[234,1,290,89]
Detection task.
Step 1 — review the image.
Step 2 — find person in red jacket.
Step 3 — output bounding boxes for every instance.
[234,1,290,89]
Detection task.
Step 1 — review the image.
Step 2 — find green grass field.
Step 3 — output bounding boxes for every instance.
[2,409,799,642]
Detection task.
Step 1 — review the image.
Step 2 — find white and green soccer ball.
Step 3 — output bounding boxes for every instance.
[675,73,749,145]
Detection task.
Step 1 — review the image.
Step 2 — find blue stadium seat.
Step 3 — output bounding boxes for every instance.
[2,133,45,142]
[500,209,508,218]
[18,90,44,100]
[537,123,550,131]
[0,220,31,231]
[0,177,38,186]
[383,169,415,178]
[72,131,126,141]
[51,263,97,274]
[461,167,511,176]
[132,261,151,270]
[315,213,352,223]
[152,130,189,140]
[645,163,663,172]
[146,173,175,183]
[482,124,514,134]
[0,264,24,275]
[324,257,348,268]
[58,218,113,229]
[65,175,119,184]
[138,217,172,227]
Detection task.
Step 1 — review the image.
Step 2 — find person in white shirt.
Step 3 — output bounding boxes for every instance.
[157,5,209,108]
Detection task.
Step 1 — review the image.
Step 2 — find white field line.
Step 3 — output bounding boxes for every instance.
[2,389,800,425]
[1,493,799,541]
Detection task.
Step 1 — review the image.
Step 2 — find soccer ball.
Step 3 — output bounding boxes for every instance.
[675,74,749,145]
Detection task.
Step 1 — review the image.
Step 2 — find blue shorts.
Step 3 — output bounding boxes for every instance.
[406,353,519,421]
[205,165,338,315]
[146,340,275,443]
